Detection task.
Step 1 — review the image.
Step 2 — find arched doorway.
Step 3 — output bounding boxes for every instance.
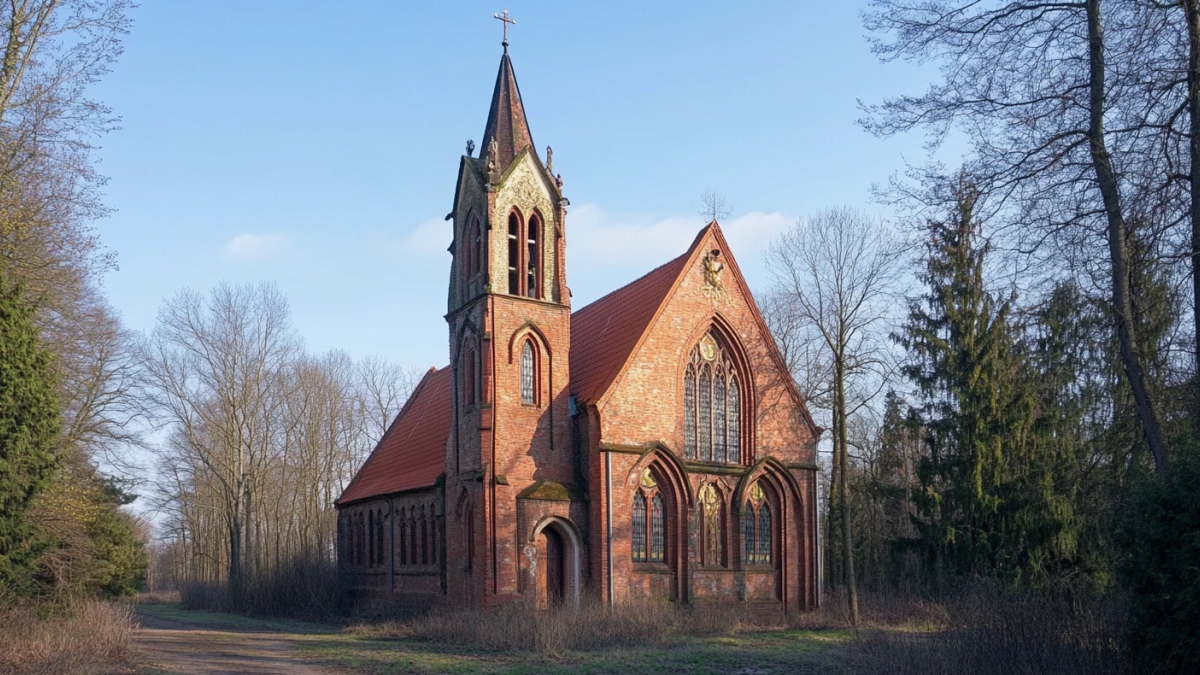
[530,517,581,609]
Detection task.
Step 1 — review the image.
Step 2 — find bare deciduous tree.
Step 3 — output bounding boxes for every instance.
[767,208,903,625]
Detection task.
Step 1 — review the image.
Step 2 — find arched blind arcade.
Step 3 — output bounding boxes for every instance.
[683,334,744,463]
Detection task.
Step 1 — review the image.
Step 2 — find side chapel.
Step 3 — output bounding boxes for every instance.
[335,36,822,615]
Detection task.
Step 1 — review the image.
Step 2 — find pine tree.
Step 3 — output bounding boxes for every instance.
[898,180,1074,582]
[0,271,60,595]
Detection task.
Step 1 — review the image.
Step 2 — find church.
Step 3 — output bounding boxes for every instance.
[335,35,822,615]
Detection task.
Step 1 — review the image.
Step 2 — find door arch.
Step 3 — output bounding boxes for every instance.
[529,516,582,608]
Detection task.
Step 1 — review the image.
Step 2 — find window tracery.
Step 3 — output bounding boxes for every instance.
[632,470,667,564]
[683,334,744,463]
[632,493,647,562]
[743,483,772,565]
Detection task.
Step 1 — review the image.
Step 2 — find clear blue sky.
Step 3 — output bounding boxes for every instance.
[91,1,938,372]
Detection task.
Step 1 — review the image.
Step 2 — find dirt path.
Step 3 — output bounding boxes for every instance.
[134,610,335,675]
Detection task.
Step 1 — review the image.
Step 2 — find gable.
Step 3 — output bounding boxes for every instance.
[336,366,451,506]
[584,224,820,463]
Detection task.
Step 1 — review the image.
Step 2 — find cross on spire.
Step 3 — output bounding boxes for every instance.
[493,8,516,48]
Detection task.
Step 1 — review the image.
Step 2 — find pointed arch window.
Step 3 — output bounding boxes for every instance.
[632,493,648,562]
[682,334,745,463]
[367,510,375,566]
[743,484,772,566]
[527,213,541,299]
[429,504,438,564]
[520,340,536,405]
[420,506,429,565]
[376,509,385,566]
[507,213,520,294]
[699,484,724,567]
[398,508,408,565]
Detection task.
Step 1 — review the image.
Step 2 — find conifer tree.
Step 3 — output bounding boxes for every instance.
[898,180,1074,581]
[0,271,60,595]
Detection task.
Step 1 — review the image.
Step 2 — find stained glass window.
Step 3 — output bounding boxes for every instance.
[650,494,665,562]
[714,373,727,463]
[728,377,740,464]
[632,493,647,562]
[743,502,756,564]
[758,503,772,564]
[698,368,712,461]
[520,340,535,404]
[683,367,696,459]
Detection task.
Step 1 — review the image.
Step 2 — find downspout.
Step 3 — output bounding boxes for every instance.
[606,449,614,607]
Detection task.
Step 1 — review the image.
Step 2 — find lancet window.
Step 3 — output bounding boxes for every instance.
[520,340,536,405]
[399,508,407,565]
[527,214,541,299]
[504,209,545,298]
[743,483,773,566]
[683,334,744,463]
[631,469,667,564]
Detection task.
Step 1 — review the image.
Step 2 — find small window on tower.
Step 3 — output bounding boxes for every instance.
[527,214,541,299]
[507,213,520,294]
[520,340,536,405]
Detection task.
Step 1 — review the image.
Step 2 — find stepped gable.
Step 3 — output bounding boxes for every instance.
[336,366,451,505]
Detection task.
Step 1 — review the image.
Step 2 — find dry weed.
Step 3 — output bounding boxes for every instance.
[0,599,137,675]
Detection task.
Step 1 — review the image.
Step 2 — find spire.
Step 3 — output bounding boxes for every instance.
[480,49,535,173]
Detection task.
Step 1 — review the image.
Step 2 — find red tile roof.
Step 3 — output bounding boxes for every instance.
[335,367,451,506]
[569,228,708,405]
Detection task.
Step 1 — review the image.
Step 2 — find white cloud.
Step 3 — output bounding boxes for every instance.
[221,232,290,260]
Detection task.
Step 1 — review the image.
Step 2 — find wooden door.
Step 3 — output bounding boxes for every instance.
[537,527,565,607]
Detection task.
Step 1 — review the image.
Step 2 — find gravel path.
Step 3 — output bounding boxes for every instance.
[134,610,335,675]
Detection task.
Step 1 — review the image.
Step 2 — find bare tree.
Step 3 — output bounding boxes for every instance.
[862,0,1182,470]
[767,208,904,625]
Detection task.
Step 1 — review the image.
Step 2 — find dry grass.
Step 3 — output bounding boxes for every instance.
[0,599,138,675]
[404,599,778,653]
[834,585,1129,675]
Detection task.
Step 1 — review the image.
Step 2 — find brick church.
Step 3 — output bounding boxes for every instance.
[335,39,821,615]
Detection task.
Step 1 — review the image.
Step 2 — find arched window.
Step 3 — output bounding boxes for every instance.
[470,218,482,278]
[757,503,772,564]
[462,344,476,408]
[632,493,648,562]
[699,484,723,567]
[520,340,536,404]
[527,214,541,299]
[399,508,407,565]
[409,511,417,565]
[377,509,385,566]
[650,494,665,562]
[420,506,429,565]
[357,513,365,566]
[683,334,746,464]
[507,212,520,294]
[367,510,375,566]
[743,483,772,566]
[429,505,438,564]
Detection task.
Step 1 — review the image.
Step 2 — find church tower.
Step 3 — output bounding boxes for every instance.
[443,35,578,608]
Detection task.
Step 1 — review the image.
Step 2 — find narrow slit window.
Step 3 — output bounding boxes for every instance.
[430,506,438,564]
[376,509,384,566]
[520,340,536,404]
[420,508,429,564]
[399,508,407,565]
[368,510,375,566]
[507,213,520,294]
[650,494,665,562]
[409,514,417,565]
[632,493,647,562]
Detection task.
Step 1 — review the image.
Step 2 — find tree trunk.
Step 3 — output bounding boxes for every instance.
[1087,0,1169,472]
[836,364,860,625]
[1183,0,1200,439]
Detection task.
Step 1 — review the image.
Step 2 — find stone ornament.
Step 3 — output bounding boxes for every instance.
[700,249,729,305]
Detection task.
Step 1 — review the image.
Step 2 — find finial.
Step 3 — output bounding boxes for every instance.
[546,146,553,173]
[493,8,516,49]
[466,139,475,157]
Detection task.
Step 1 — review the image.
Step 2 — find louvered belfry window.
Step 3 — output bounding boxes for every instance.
[682,334,744,463]
[520,340,535,404]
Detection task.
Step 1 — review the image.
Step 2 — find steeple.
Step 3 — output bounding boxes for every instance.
[480,49,535,172]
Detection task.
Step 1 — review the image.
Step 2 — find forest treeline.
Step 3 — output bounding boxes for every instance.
[755,2,1200,672]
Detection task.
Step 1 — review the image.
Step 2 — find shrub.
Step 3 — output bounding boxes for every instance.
[0,599,136,675]
[1119,440,1200,674]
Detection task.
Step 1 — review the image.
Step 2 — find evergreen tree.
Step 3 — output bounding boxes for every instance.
[897,180,1075,582]
[0,271,60,596]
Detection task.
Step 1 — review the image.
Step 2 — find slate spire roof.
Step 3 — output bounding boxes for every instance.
[480,49,535,171]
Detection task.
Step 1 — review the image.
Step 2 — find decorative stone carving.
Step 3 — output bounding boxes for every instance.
[701,249,729,305]
[466,139,475,157]
[546,145,553,174]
